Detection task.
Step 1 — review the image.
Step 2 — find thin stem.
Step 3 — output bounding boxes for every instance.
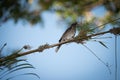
[115,35,117,80]
[0,43,7,57]
[91,37,112,39]
[82,44,111,74]
[93,17,120,30]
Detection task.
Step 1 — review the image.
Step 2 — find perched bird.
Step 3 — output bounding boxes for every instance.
[55,22,78,52]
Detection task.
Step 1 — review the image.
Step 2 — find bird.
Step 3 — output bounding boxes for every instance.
[55,22,78,52]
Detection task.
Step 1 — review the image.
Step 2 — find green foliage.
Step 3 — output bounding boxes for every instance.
[0,0,120,25]
[0,0,41,24]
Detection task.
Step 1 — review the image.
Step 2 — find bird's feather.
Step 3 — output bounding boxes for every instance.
[55,22,77,52]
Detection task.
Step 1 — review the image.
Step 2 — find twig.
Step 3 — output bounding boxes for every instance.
[93,17,120,30]
[91,37,112,39]
[82,44,111,74]
[115,35,117,80]
[0,43,7,57]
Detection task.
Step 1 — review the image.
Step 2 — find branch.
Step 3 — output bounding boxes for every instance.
[0,27,120,64]
[115,35,118,80]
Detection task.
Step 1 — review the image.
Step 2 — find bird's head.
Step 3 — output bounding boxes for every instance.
[71,22,78,27]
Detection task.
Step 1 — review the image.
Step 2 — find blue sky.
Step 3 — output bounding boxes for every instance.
[0,6,120,80]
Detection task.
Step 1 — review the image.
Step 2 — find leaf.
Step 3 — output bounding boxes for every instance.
[22,73,40,79]
[0,66,35,79]
[8,66,35,75]
[3,59,27,69]
[0,58,38,80]
[6,73,40,80]
[1,63,34,76]
[98,41,108,49]
[0,43,7,55]
[0,62,35,78]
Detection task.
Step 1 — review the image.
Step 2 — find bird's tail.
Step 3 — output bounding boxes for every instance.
[55,45,61,53]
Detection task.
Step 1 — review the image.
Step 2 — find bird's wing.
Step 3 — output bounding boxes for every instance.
[59,26,72,42]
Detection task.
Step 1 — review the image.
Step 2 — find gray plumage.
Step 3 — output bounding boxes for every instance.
[55,22,77,52]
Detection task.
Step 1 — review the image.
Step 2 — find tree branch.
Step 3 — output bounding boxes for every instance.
[0,27,120,64]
